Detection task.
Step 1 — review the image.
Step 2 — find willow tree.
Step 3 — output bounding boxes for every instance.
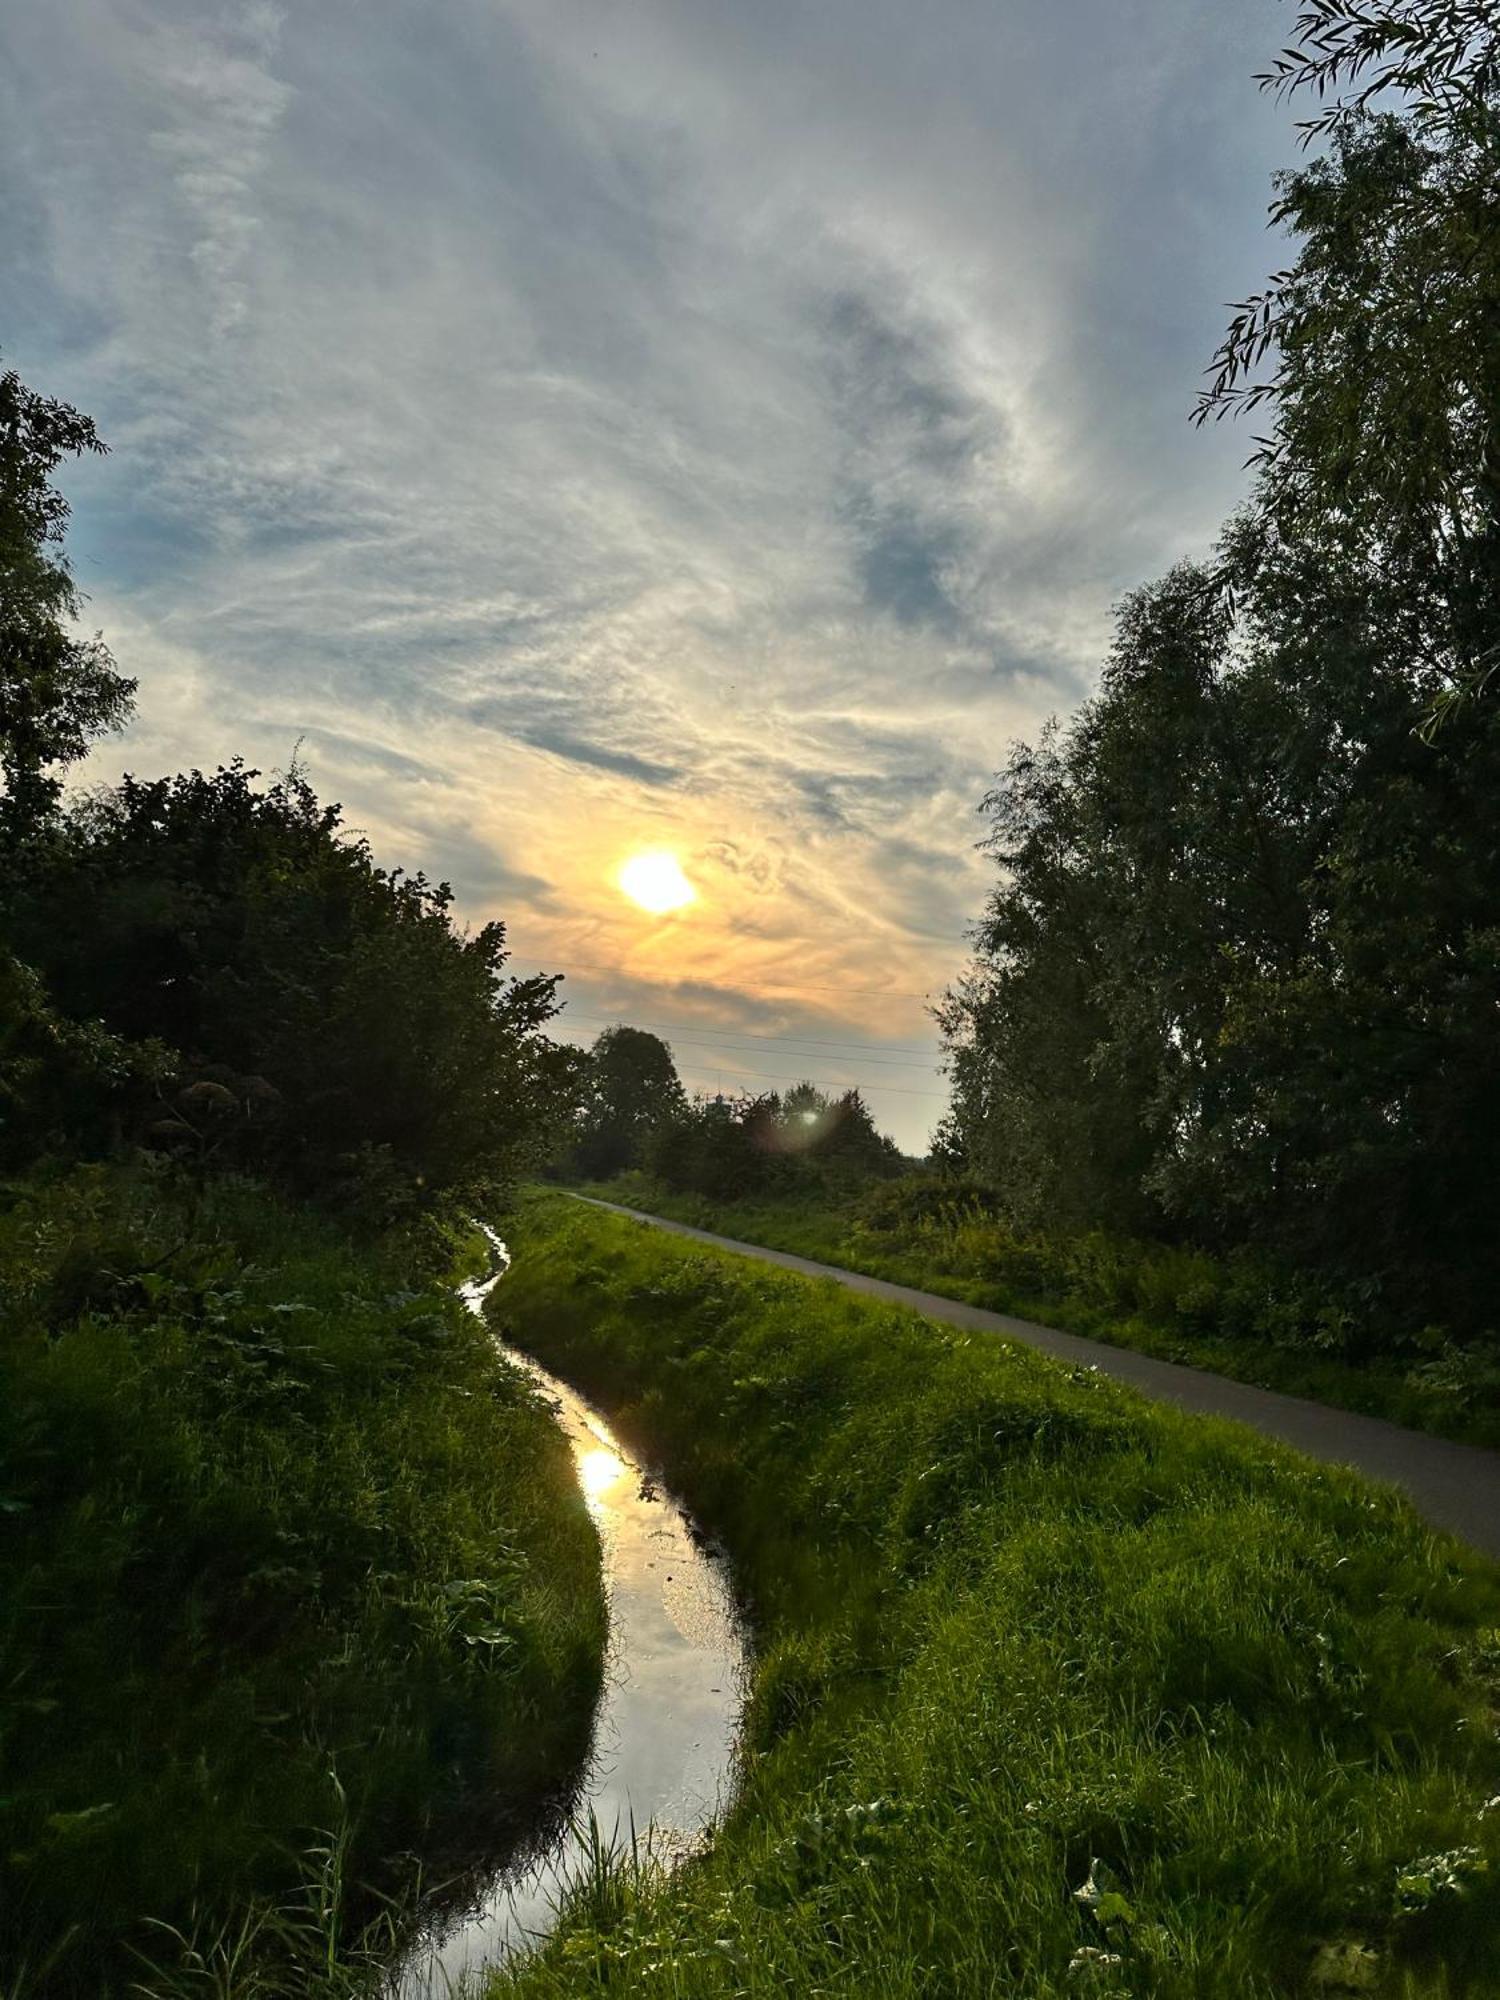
[940,0,1500,1327]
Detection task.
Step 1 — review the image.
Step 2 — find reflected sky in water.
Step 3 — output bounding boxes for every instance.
[400,1237,746,1994]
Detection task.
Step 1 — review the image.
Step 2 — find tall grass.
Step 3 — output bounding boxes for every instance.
[0,1163,607,1996]
[485,1193,1500,1998]
[579,1173,1500,1446]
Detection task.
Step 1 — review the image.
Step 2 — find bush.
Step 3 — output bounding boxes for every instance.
[5,765,575,1219]
[0,953,171,1170]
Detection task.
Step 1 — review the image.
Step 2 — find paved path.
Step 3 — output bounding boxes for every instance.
[574,1197,1500,1561]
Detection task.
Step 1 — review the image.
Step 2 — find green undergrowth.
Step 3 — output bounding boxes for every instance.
[0,1163,606,1997]
[573,1176,1500,1448]
[487,1192,1500,1999]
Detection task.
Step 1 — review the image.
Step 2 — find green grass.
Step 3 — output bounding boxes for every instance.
[486,1192,1500,1999]
[0,1163,607,1997]
[573,1175,1500,1448]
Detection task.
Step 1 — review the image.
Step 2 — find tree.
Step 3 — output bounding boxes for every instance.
[1195,8,1500,721]
[0,363,135,845]
[776,1081,904,1179]
[568,1025,685,1180]
[642,1079,904,1201]
[645,1091,777,1201]
[941,0,1500,1331]
[941,527,1500,1321]
[8,762,571,1217]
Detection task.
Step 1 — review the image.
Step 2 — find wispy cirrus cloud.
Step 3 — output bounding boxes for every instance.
[1,0,1291,1145]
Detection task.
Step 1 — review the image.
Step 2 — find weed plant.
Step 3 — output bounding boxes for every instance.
[0,1163,606,1996]
[487,1193,1500,1998]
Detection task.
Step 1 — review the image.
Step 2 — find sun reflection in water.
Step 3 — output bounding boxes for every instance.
[577,1445,628,1506]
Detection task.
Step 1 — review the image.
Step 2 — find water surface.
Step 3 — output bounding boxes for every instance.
[399,1234,746,1993]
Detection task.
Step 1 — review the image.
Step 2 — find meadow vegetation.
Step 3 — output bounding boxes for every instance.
[487,1195,1500,2000]
[576,1172,1500,1449]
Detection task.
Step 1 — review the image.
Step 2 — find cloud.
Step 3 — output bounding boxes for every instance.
[521,729,682,789]
[3,0,1295,1145]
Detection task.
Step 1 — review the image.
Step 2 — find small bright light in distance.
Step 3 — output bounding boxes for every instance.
[619,850,696,915]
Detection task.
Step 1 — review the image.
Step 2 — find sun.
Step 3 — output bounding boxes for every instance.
[618,849,696,915]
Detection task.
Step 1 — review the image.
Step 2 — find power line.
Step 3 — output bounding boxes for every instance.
[555,1009,941,1068]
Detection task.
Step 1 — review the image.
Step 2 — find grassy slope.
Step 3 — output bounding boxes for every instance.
[489,1194,1500,2000]
[0,1165,606,1997]
[573,1175,1500,1448]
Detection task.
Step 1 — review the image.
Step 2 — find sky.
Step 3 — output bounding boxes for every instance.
[1,0,1296,1150]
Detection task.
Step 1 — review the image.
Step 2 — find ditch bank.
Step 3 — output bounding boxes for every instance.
[479,1191,1500,2000]
[0,1171,607,2000]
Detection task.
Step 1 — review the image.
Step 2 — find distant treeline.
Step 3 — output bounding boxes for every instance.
[939,76,1500,1339]
[551,1022,905,1197]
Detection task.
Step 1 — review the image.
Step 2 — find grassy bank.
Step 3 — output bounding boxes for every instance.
[0,1164,606,1997]
[489,1193,1500,1999]
[573,1175,1500,1448]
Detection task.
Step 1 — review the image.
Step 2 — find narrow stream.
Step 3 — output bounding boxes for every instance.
[398,1232,747,1995]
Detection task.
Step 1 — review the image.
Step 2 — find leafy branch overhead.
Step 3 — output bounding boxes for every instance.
[1259,0,1500,140]
[1195,2,1500,475]
[1185,3,1500,729]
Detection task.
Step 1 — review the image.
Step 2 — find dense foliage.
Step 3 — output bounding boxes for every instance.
[643,1082,904,1202]
[558,1026,685,1181]
[0,1166,604,1996]
[488,1197,1500,1999]
[5,761,575,1221]
[941,36,1500,1338]
[0,362,135,845]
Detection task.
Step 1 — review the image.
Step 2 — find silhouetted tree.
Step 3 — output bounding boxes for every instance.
[8,762,572,1217]
[0,363,134,849]
[644,1080,903,1200]
[568,1025,684,1179]
[941,1,1500,1334]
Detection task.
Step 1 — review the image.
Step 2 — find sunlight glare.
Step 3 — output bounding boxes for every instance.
[619,849,696,915]
[577,1445,627,1503]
